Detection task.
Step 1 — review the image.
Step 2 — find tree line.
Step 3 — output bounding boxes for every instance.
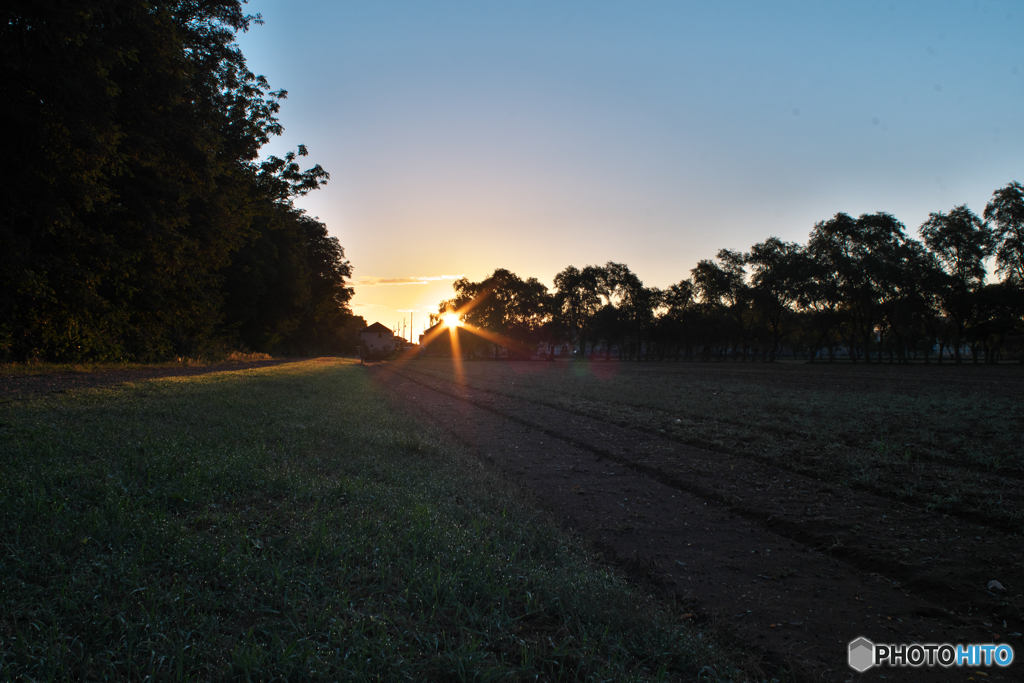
[433,182,1024,364]
[1,1,361,362]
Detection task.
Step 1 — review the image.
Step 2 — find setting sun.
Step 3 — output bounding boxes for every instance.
[443,313,461,328]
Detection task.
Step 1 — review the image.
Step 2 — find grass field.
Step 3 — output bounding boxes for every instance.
[407,359,1024,531]
[0,359,741,681]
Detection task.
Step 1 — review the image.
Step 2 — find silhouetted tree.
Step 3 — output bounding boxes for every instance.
[691,250,752,359]
[971,282,1024,364]
[984,182,1024,285]
[660,279,699,360]
[428,181,1024,365]
[746,238,810,361]
[553,265,602,357]
[443,269,550,357]
[805,213,904,362]
[920,205,994,363]
[222,210,353,355]
[0,1,349,362]
[590,304,621,360]
[596,263,660,359]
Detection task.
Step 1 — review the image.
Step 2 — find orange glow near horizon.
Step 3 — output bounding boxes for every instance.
[391,287,537,386]
[453,322,535,358]
[447,320,464,384]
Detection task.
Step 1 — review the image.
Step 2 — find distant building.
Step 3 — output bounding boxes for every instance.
[359,322,402,355]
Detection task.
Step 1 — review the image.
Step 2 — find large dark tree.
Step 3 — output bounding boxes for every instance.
[746,238,809,361]
[552,265,602,357]
[441,269,550,357]
[971,282,1024,364]
[221,209,354,355]
[806,213,907,362]
[660,279,700,360]
[856,213,920,363]
[919,205,994,363]
[0,1,350,361]
[984,181,1024,284]
[919,205,993,288]
[597,263,659,360]
[691,250,752,359]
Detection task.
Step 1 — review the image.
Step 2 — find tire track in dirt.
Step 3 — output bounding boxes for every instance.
[395,364,1024,610]
[0,359,302,400]
[424,381,1024,528]
[578,399,1024,485]
[371,362,1022,683]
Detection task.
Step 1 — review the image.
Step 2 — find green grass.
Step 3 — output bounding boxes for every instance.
[406,359,1024,531]
[0,359,742,681]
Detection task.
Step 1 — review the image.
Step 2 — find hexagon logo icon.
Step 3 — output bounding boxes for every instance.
[848,637,875,672]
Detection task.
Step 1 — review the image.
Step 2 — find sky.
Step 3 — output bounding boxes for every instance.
[235,0,1023,337]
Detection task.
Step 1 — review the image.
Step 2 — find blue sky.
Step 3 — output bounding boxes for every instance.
[236,0,1023,330]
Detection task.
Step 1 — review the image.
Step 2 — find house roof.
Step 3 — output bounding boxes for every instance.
[360,322,393,335]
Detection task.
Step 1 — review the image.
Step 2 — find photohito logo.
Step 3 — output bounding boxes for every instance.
[848,637,1014,670]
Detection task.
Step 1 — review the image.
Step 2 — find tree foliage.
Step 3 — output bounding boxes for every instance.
[437,269,551,357]
[552,265,602,355]
[984,181,1024,284]
[431,182,1024,365]
[1,1,356,361]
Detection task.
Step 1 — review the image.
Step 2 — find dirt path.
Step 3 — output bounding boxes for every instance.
[369,361,1022,683]
[0,359,302,400]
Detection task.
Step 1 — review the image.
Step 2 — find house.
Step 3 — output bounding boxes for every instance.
[359,322,402,356]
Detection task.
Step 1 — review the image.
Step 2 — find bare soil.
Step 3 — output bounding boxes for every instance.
[368,359,1023,683]
[0,359,300,400]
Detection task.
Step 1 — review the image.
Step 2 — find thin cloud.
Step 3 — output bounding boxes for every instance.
[353,274,465,287]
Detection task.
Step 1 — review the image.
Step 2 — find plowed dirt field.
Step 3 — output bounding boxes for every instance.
[370,358,1023,683]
